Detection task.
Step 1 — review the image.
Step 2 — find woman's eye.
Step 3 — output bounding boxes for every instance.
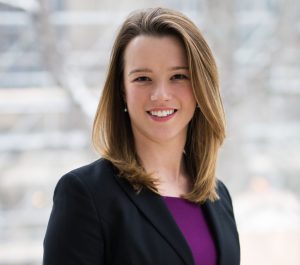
[171,74,188,80]
[134,76,151,82]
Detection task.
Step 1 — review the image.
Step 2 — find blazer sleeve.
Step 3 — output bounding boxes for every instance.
[43,173,104,265]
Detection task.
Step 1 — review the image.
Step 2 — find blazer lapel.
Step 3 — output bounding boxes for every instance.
[113,175,195,265]
[202,200,224,265]
[203,199,238,265]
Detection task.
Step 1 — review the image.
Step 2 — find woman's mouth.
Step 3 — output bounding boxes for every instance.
[147,109,177,121]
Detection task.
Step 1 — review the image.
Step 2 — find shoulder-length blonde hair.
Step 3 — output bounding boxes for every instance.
[92,7,225,203]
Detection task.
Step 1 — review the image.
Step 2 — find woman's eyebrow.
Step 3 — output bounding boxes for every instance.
[128,66,189,76]
[169,66,189,71]
[128,68,152,76]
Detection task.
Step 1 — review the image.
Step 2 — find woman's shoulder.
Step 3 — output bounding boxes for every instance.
[214,179,236,217]
[56,158,119,195]
[68,158,116,179]
[216,179,233,202]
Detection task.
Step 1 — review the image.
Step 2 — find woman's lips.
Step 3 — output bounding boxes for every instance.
[146,109,177,122]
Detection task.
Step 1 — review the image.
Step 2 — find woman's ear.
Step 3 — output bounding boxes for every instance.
[122,90,127,104]
[121,86,127,112]
[123,95,128,112]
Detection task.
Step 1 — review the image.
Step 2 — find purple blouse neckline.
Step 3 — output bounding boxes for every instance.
[162,194,217,265]
[162,195,185,199]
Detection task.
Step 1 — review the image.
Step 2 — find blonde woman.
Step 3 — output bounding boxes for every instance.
[43,7,240,265]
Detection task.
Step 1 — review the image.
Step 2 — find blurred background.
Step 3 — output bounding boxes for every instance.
[0,0,299,264]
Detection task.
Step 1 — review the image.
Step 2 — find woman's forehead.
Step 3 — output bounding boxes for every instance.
[123,35,188,73]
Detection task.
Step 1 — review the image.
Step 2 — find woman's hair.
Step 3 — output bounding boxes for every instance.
[92,7,226,203]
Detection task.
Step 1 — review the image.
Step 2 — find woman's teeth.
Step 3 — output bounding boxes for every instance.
[150,110,175,117]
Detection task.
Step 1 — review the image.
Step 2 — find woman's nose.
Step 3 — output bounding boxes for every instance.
[150,82,171,101]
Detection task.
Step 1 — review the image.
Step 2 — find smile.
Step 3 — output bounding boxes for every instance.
[146,109,177,122]
[149,109,176,117]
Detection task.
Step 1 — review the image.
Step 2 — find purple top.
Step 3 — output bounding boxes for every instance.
[163,196,217,265]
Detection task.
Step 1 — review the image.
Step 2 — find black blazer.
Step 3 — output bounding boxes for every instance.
[43,158,240,265]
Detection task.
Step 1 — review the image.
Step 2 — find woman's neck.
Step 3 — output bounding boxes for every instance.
[134,136,191,196]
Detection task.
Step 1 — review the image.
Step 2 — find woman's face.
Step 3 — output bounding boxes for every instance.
[123,35,196,144]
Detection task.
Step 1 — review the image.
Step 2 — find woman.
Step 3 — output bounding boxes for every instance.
[43,7,240,265]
